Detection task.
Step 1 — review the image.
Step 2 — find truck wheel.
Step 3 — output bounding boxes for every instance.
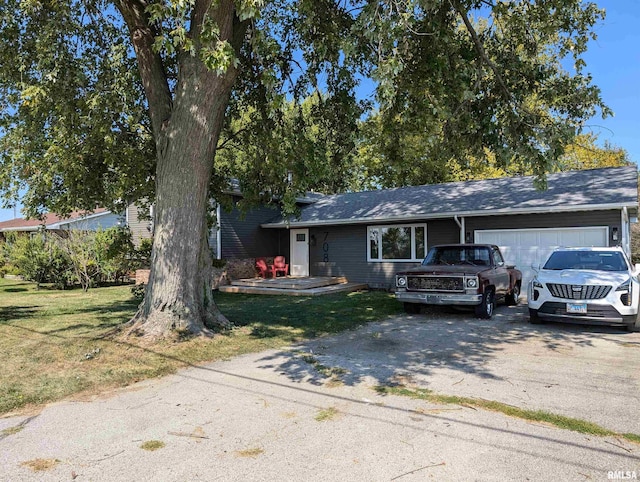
[505,284,520,306]
[529,308,541,324]
[404,303,420,314]
[474,289,494,319]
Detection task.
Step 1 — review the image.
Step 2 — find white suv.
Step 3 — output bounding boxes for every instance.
[528,247,640,332]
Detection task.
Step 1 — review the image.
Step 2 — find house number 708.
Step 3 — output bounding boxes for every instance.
[323,232,329,262]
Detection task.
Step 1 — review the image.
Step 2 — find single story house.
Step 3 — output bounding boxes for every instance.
[126,166,638,289]
[0,208,123,239]
[225,166,637,289]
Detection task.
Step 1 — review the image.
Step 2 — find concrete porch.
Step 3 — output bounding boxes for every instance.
[218,276,368,296]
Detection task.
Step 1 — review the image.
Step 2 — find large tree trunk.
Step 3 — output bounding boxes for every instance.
[115,0,247,340]
[126,57,237,340]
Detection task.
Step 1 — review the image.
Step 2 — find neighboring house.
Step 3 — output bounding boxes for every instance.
[126,166,639,289]
[0,208,123,239]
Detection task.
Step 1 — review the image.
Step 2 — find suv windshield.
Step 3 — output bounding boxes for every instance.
[543,250,628,272]
[423,246,491,266]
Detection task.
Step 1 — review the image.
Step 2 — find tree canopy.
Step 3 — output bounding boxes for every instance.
[0,0,616,338]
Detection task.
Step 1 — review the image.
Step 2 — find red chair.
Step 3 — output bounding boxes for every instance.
[270,256,289,277]
[255,258,270,278]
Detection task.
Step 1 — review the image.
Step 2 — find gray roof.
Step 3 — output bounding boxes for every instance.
[262,166,638,228]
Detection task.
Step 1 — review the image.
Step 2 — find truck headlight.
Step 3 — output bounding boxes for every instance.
[466,278,477,288]
[396,276,407,288]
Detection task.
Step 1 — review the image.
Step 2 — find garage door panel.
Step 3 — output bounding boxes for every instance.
[539,231,560,245]
[475,227,608,289]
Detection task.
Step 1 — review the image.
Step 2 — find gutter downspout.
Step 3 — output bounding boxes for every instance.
[216,203,222,260]
[454,215,465,243]
[622,207,630,257]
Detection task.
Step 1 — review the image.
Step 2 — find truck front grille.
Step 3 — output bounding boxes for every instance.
[546,283,611,300]
[407,276,463,292]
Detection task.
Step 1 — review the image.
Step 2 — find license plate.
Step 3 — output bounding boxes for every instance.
[566,303,587,314]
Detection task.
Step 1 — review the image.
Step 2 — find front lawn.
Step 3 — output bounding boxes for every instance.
[0,278,400,415]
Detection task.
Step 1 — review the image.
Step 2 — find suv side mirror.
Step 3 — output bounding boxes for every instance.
[635,263,640,273]
[531,263,540,273]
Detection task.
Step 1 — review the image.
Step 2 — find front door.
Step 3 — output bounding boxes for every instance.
[290,229,309,277]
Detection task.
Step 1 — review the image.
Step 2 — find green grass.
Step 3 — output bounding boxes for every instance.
[140,440,165,451]
[0,278,400,415]
[315,406,340,422]
[376,385,640,444]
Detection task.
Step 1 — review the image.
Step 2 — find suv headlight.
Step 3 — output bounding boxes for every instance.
[616,278,631,292]
[617,278,633,306]
[532,279,543,289]
[396,276,407,288]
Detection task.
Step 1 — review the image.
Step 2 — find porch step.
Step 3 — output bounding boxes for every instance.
[229,276,348,290]
[218,279,368,297]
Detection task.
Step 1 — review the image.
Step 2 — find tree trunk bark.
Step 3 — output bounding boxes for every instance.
[125,58,236,340]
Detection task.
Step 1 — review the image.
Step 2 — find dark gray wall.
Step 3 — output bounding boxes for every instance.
[465,210,622,246]
[308,219,459,289]
[220,203,286,258]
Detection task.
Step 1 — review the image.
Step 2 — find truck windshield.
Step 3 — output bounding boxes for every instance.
[422,247,491,266]
[543,251,628,272]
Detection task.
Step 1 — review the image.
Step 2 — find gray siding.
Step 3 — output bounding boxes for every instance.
[308,219,459,289]
[465,210,622,247]
[220,203,285,258]
[126,203,152,247]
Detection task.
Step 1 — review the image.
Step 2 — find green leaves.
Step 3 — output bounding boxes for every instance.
[0,0,613,220]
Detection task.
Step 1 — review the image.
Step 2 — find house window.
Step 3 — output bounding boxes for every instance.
[367,224,427,262]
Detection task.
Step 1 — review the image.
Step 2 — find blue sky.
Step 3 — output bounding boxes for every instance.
[580,0,640,164]
[0,0,638,223]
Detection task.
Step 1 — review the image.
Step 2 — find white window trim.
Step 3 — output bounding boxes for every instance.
[367,223,427,262]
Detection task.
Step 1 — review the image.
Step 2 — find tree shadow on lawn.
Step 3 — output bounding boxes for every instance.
[0,298,138,336]
[0,305,39,323]
[255,304,631,389]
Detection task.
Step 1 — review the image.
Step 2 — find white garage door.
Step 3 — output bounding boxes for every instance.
[475,227,609,289]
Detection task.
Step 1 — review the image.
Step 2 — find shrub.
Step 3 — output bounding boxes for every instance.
[94,227,135,283]
[6,232,73,289]
[131,283,146,301]
[133,238,153,269]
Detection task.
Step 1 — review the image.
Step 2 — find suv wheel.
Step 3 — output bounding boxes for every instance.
[626,315,640,333]
[475,289,494,319]
[529,308,541,324]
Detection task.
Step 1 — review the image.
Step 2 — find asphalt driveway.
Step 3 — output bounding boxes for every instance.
[1,303,639,481]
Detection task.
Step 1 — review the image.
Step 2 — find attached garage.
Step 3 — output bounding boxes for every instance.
[475,227,609,286]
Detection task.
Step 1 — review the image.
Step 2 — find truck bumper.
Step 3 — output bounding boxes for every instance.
[395,291,483,306]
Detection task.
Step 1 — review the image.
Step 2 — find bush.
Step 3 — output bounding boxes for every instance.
[4,227,140,291]
[133,238,153,269]
[94,227,135,283]
[5,232,73,289]
[131,283,146,301]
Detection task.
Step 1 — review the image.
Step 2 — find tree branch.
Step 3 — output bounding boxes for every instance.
[113,0,172,138]
[450,0,512,103]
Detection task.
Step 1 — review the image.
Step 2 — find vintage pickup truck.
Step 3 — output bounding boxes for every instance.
[395,244,522,318]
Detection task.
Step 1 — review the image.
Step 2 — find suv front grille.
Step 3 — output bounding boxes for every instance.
[546,283,611,300]
[407,276,463,292]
